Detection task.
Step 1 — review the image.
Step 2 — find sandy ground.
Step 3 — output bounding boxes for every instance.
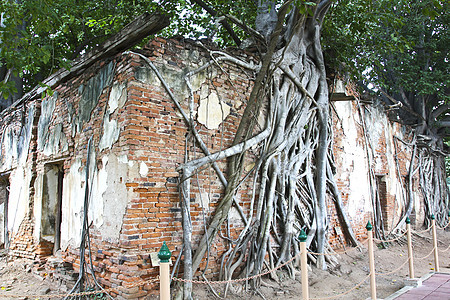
[0,227,448,299]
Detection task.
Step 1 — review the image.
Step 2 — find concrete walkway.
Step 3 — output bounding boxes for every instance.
[387,273,450,299]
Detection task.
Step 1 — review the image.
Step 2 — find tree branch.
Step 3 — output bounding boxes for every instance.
[186,1,293,291]
[378,88,425,122]
[222,13,266,43]
[279,65,318,106]
[431,104,450,120]
[436,120,450,128]
[315,0,333,24]
[189,0,242,46]
[179,127,271,172]
[0,68,12,101]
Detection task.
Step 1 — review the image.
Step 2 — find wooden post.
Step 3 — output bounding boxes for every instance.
[431,215,439,272]
[406,217,414,279]
[158,241,172,300]
[367,221,377,300]
[299,230,309,300]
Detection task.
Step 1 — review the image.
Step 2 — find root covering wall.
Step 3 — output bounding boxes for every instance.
[0,37,421,298]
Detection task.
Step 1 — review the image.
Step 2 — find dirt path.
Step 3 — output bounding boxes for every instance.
[194,227,450,300]
[0,227,448,299]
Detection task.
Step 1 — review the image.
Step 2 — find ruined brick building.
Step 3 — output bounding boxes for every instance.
[0,18,424,299]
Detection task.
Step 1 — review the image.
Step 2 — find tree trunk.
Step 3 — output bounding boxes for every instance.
[175,1,361,298]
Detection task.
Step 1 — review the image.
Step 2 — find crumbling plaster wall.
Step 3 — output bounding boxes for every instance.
[58,153,132,248]
[37,92,68,156]
[332,101,372,224]
[6,166,32,235]
[0,36,427,298]
[0,49,154,276]
[0,105,35,172]
[32,60,134,250]
[330,99,421,244]
[67,38,257,298]
[0,104,35,238]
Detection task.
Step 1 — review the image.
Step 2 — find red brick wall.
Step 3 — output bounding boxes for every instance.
[0,37,422,299]
[0,99,45,260]
[328,99,418,248]
[38,38,258,299]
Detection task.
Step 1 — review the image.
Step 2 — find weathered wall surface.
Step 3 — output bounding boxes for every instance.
[0,102,36,256]
[328,98,421,248]
[31,58,136,259]
[0,37,424,299]
[0,104,35,172]
[79,39,257,298]
[0,38,255,298]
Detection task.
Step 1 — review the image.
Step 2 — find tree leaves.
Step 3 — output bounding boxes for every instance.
[0,0,448,118]
[323,0,448,105]
[0,0,173,97]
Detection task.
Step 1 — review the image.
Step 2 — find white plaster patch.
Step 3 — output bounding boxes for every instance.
[108,82,127,113]
[194,192,211,211]
[229,206,241,223]
[61,145,97,248]
[61,159,85,249]
[99,82,126,151]
[364,106,386,169]
[118,155,129,164]
[61,153,131,248]
[89,156,108,227]
[19,105,35,165]
[33,174,44,240]
[333,101,371,220]
[8,166,30,235]
[197,92,230,130]
[43,123,69,156]
[99,154,129,242]
[99,117,120,151]
[36,92,68,157]
[38,94,69,156]
[139,162,149,177]
[8,166,31,233]
[0,105,34,172]
[1,126,18,171]
[37,93,57,151]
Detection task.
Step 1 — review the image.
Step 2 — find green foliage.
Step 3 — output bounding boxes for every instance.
[158,0,259,47]
[1,0,448,113]
[0,0,261,98]
[323,0,449,105]
[0,0,172,97]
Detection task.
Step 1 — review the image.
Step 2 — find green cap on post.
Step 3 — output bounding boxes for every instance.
[406,217,410,224]
[431,214,435,220]
[158,241,171,263]
[299,229,307,242]
[366,221,373,231]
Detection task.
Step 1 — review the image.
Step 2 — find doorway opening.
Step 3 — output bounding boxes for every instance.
[42,164,63,254]
[375,175,390,230]
[0,175,10,250]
